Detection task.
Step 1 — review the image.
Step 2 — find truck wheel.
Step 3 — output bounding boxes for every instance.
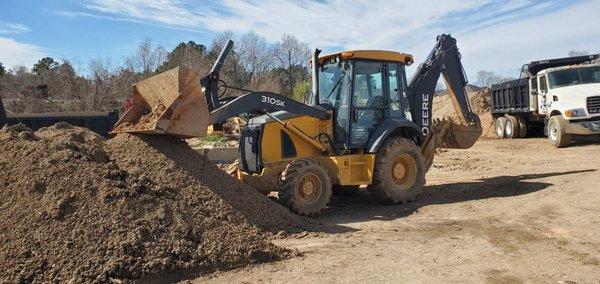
[517,117,528,138]
[369,137,425,204]
[279,158,332,217]
[495,117,507,138]
[505,115,520,139]
[547,115,571,148]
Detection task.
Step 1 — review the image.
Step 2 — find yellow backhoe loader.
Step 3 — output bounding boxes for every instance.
[112,34,482,217]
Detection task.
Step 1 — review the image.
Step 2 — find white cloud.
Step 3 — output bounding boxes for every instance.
[0,22,30,34]
[457,0,600,78]
[83,0,204,29]
[0,37,46,69]
[74,0,599,79]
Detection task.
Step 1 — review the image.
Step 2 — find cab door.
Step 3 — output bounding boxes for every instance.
[349,60,387,146]
[537,74,549,114]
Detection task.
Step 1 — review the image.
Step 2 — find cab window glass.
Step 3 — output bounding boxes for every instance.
[353,61,384,108]
[539,75,548,92]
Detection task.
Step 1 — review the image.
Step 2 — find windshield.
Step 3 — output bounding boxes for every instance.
[548,66,600,89]
[318,59,351,104]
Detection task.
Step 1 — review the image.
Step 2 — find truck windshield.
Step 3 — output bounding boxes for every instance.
[319,60,351,104]
[548,66,600,89]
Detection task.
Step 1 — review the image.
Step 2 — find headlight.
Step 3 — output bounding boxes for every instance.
[565,108,586,117]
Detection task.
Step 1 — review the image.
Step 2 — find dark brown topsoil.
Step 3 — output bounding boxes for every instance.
[0,123,307,283]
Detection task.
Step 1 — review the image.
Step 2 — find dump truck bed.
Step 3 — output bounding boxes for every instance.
[491,78,531,114]
[2,110,118,137]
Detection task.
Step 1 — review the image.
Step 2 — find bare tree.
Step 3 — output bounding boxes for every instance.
[125,38,167,76]
[238,32,273,76]
[273,34,310,97]
[476,70,504,87]
[568,50,589,57]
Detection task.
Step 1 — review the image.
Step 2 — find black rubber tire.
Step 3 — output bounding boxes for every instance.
[547,115,572,148]
[505,115,520,139]
[369,137,425,204]
[279,158,332,217]
[517,116,528,138]
[495,117,507,138]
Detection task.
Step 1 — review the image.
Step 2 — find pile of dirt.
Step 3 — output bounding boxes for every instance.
[0,123,306,283]
[432,89,495,139]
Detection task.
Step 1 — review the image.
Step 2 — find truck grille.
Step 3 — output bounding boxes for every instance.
[588,96,600,114]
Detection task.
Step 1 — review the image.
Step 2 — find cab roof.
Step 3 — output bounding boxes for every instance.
[538,62,600,75]
[318,50,414,65]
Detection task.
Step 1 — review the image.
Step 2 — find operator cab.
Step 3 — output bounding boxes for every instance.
[312,50,415,149]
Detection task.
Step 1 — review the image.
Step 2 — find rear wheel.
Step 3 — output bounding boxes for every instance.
[495,117,507,138]
[548,115,571,148]
[279,158,332,217]
[505,115,520,139]
[517,117,528,138]
[369,138,425,204]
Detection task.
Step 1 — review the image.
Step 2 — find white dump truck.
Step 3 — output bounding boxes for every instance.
[491,54,600,147]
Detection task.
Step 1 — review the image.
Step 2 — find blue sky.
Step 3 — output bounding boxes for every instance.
[1,0,599,80]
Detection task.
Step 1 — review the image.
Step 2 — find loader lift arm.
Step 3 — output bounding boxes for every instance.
[200,40,329,126]
[407,34,482,168]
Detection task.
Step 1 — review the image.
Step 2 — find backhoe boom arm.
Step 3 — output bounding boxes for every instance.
[407,34,480,136]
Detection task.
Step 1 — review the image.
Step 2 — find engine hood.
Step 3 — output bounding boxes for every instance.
[549,83,600,119]
[550,83,600,97]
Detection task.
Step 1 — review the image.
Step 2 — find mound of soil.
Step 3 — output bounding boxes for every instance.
[0,123,306,283]
[433,90,495,139]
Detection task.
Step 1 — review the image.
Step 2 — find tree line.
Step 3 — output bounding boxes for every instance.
[0,32,311,113]
[0,37,596,114]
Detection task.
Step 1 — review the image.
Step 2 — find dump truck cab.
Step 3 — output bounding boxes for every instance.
[534,64,600,119]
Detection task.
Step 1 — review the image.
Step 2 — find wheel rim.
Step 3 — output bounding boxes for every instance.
[549,123,558,141]
[392,154,417,189]
[297,172,322,203]
[505,121,512,136]
[496,119,503,136]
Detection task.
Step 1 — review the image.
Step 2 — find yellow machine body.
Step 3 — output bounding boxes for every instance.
[238,113,377,192]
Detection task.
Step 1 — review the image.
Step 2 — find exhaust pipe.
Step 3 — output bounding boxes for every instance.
[311,48,321,105]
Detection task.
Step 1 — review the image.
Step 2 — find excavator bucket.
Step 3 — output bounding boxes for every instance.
[422,117,482,171]
[111,67,209,138]
[433,118,482,149]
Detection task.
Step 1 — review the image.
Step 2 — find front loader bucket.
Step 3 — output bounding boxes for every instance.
[432,118,482,149]
[111,67,209,138]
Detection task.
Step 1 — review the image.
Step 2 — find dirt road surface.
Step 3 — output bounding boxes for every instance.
[194,138,600,283]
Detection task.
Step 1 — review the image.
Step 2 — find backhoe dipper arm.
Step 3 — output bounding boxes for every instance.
[407,34,479,136]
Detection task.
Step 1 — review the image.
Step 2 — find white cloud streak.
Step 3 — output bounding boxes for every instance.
[0,22,30,34]
[0,37,46,68]
[84,0,204,29]
[70,0,600,78]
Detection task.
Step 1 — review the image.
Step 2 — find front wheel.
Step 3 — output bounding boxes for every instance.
[548,115,571,148]
[279,158,332,217]
[369,137,425,204]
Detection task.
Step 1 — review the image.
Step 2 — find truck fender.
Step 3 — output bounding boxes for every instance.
[366,119,423,153]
